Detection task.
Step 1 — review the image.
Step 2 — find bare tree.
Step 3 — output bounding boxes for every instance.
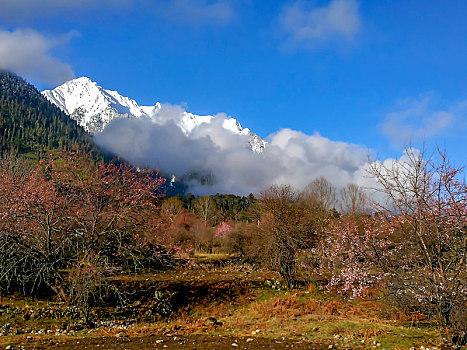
[255,184,313,288]
[301,177,337,234]
[193,196,215,226]
[340,183,368,215]
[161,197,184,218]
[303,177,337,212]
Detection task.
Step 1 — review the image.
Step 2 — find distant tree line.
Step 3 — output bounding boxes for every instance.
[169,192,258,225]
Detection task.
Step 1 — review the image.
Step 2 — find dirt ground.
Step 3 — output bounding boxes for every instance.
[13,334,329,350]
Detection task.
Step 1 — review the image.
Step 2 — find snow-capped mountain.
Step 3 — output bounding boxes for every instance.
[42,77,266,153]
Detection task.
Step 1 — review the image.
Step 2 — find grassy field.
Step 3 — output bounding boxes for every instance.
[0,254,444,350]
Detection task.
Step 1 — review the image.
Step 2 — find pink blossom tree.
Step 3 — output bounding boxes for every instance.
[0,152,166,297]
[325,149,466,345]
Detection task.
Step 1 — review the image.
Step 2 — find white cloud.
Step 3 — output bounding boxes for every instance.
[280,0,361,50]
[0,28,75,86]
[93,105,376,196]
[155,0,236,26]
[0,0,130,24]
[379,94,466,148]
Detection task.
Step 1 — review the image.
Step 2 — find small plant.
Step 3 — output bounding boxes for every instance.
[67,252,116,323]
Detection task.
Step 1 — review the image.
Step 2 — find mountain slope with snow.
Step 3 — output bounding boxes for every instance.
[42,77,266,153]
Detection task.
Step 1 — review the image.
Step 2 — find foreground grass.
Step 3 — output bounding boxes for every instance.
[0,263,443,349]
[164,287,440,349]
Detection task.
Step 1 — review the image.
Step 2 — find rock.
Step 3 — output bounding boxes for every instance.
[155,339,164,344]
[131,300,141,308]
[5,346,13,350]
[204,317,219,326]
[116,332,128,338]
[246,338,254,342]
[232,343,239,347]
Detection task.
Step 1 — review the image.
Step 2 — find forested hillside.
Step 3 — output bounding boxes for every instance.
[0,71,102,158]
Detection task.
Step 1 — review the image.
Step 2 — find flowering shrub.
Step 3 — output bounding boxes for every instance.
[0,152,166,297]
[215,221,234,239]
[323,149,466,345]
[324,215,394,298]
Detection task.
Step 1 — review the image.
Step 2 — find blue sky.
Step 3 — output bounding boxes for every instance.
[0,0,466,166]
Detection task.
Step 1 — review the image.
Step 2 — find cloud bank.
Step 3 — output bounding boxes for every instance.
[0,28,75,86]
[379,94,467,148]
[280,0,361,50]
[94,107,375,196]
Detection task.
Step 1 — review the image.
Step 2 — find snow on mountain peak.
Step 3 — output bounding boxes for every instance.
[42,77,152,134]
[42,77,266,152]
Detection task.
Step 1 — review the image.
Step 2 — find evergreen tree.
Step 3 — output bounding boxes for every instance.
[0,71,103,160]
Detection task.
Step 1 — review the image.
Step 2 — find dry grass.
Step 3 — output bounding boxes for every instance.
[194,289,441,349]
[244,292,390,322]
[0,265,441,350]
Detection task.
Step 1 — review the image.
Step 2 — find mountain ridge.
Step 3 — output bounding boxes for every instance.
[42,77,267,153]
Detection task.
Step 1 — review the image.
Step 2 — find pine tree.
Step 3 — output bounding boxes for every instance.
[0,71,103,160]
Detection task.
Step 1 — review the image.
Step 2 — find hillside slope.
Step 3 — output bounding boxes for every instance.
[0,71,102,158]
